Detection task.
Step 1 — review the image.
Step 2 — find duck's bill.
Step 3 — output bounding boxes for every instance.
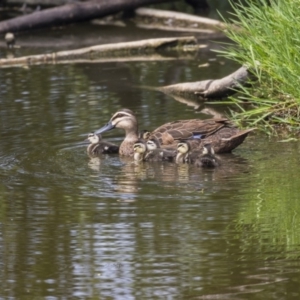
[94,121,115,134]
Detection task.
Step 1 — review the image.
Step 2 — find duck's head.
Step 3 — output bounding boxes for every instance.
[139,129,151,140]
[202,141,215,155]
[146,138,160,151]
[95,108,138,135]
[86,133,101,144]
[177,140,190,154]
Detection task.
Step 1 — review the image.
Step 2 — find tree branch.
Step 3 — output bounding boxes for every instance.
[159,66,255,99]
[0,0,174,33]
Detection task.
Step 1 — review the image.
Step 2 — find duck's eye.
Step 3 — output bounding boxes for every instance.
[115,113,124,118]
[112,113,128,120]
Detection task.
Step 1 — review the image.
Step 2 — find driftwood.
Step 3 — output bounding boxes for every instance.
[0,36,197,67]
[159,66,255,99]
[0,38,254,100]
[0,0,173,34]
[134,8,226,34]
[4,0,75,6]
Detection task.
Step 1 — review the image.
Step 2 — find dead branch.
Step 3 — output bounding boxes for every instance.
[0,0,173,34]
[4,0,75,6]
[134,8,226,34]
[0,36,197,67]
[159,66,255,99]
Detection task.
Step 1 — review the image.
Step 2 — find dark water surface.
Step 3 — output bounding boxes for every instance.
[1,13,300,300]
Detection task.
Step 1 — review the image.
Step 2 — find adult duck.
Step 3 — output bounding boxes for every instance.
[93,108,254,157]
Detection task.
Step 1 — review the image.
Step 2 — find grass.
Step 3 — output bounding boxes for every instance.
[219,0,300,134]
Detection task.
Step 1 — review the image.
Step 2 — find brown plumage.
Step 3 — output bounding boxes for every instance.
[86,133,119,156]
[93,108,254,157]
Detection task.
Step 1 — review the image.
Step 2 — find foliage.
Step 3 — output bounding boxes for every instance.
[220,0,300,134]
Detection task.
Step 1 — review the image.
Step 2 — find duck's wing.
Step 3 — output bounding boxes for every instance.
[208,128,255,153]
[151,118,230,145]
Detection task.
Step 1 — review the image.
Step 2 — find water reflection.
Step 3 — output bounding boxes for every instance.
[84,151,253,203]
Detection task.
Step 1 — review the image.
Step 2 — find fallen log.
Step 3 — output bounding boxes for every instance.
[158,65,255,99]
[0,0,174,33]
[4,0,210,12]
[4,0,76,6]
[0,36,197,67]
[134,8,226,34]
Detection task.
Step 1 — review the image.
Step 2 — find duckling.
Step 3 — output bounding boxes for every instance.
[146,138,176,158]
[139,129,151,140]
[133,139,174,162]
[86,133,119,156]
[133,140,147,162]
[176,140,219,168]
[195,142,219,168]
[176,140,193,164]
[93,108,254,157]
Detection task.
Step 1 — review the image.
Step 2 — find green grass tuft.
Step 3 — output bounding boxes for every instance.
[219,0,300,134]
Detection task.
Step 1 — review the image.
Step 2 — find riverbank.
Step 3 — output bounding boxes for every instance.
[222,0,300,135]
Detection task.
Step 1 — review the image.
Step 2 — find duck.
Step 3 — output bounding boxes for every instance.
[86,133,119,156]
[93,108,254,157]
[176,140,219,168]
[133,139,175,162]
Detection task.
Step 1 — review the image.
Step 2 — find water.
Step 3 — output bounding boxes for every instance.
[1,11,300,300]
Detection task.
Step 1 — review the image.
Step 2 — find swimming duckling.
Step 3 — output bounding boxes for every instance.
[176,140,219,168]
[133,140,147,162]
[133,139,174,162]
[86,133,119,156]
[195,143,219,168]
[146,138,176,158]
[176,140,193,163]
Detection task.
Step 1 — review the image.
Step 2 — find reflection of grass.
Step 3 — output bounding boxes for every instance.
[230,146,300,259]
[220,0,300,134]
